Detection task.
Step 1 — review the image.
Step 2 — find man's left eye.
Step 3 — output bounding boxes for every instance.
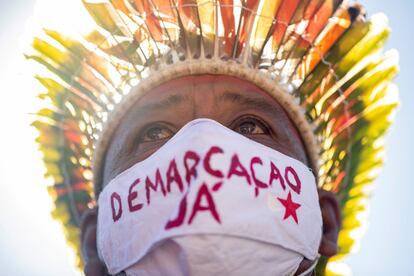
[234,118,269,135]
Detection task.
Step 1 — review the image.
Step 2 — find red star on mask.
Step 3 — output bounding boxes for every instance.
[277,191,301,224]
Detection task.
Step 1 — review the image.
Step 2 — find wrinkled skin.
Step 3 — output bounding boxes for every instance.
[81,75,341,276]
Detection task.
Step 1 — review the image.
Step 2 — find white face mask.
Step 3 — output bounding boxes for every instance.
[97,119,322,276]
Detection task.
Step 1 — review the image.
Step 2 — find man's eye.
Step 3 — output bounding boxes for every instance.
[141,125,173,142]
[235,118,268,135]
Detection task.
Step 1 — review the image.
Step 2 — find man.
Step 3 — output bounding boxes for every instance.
[80,75,341,275]
[30,0,398,275]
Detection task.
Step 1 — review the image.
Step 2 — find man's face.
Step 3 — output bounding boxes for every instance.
[102,74,309,188]
[83,74,340,275]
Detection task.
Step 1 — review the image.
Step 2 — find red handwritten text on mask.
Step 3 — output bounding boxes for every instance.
[109,145,303,225]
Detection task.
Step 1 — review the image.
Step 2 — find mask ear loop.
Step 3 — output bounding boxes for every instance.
[297,254,321,276]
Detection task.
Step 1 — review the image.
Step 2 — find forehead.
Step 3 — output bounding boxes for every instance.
[119,75,290,125]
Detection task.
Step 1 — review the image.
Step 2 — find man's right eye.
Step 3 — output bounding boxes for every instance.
[140,124,174,142]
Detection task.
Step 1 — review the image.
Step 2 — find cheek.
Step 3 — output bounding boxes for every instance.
[105,138,172,187]
[289,142,308,165]
[280,136,308,165]
[280,112,302,142]
[251,135,307,165]
[276,118,308,165]
[284,128,308,164]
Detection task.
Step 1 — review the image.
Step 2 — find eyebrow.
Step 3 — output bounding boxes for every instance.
[134,91,282,117]
[132,94,190,116]
[109,89,297,179]
[218,91,285,118]
[110,95,189,177]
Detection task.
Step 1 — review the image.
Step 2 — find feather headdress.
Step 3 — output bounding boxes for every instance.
[28,0,399,274]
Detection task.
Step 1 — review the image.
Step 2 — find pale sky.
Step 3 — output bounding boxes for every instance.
[0,0,413,275]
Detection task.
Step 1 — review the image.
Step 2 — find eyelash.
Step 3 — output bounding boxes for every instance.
[231,115,271,135]
[136,122,174,144]
[134,115,271,147]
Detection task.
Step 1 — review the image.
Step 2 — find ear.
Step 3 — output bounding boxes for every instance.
[318,189,341,257]
[80,207,107,276]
